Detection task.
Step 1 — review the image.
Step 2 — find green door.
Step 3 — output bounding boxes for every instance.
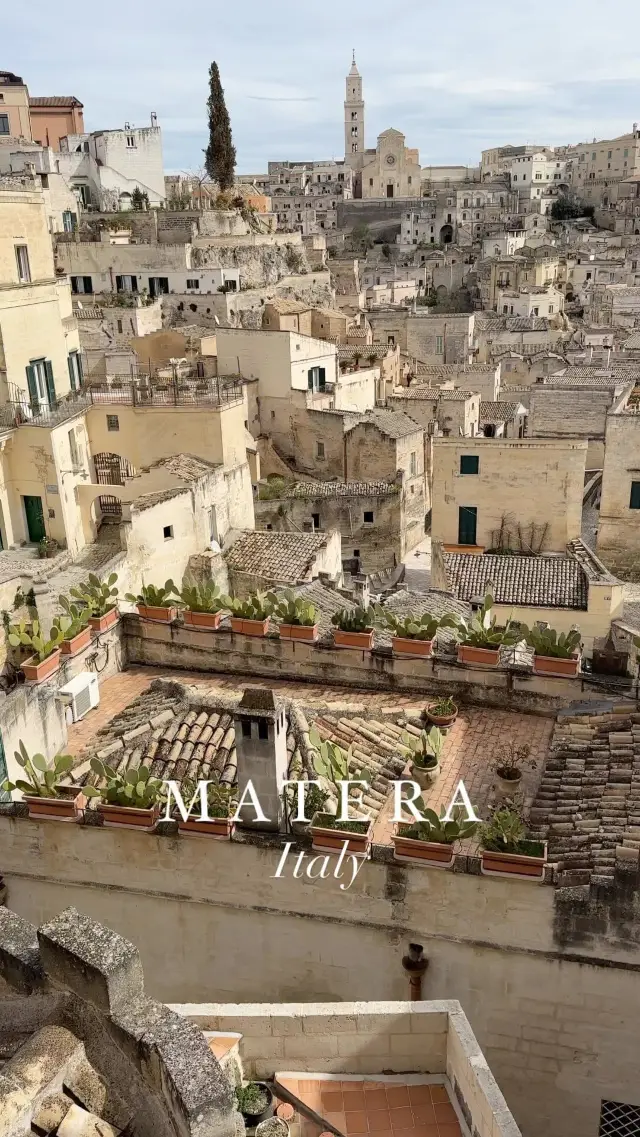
[23,495,45,542]
[458,506,477,545]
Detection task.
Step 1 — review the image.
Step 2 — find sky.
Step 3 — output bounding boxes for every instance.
[5,0,640,174]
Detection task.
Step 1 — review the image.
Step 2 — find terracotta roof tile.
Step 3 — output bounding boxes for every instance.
[443,552,589,609]
[225,530,330,584]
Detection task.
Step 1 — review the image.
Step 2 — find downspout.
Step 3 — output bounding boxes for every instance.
[402,943,428,1000]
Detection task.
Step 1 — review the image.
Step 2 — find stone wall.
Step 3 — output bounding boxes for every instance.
[528,387,618,442]
[596,412,640,578]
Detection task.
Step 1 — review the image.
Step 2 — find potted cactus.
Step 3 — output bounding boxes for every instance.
[424,696,458,727]
[384,610,459,658]
[178,580,227,630]
[269,590,319,642]
[222,592,274,636]
[308,726,373,856]
[480,806,547,880]
[175,777,236,838]
[236,1083,274,1126]
[393,801,478,868]
[8,619,64,683]
[331,605,377,650]
[1,741,98,821]
[399,726,444,789]
[89,758,166,829]
[54,598,93,656]
[125,581,178,623]
[521,624,581,677]
[70,572,119,632]
[456,592,519,667]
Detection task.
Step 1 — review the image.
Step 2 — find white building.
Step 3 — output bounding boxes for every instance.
[0,141,79,232]
[508,151,568,201]
[57,117,165,211]
[496,284,564,319]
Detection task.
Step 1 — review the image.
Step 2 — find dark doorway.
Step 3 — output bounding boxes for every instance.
[483,424,496,437]
[440,224,453,244]
[386,184,394,198]
[23,495,45,542]
[458,506,477,545]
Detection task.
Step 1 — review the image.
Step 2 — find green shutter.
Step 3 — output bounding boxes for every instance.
[43,360,56,407]
[25,364,37,409]
[319,367,326,390]
[76,352,84,385]
[67,354,76,392]
[630,482,640,509]
[308,369,314,390]
[460,455,479,475]
[458,506,477,545]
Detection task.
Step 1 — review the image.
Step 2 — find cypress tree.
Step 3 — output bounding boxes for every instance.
[204,62,236,191]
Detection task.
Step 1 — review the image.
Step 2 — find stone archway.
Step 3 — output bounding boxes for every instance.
[439,224,453,244]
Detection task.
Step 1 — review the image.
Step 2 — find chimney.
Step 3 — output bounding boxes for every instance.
[233,688,288,832]
[353,573,370,608]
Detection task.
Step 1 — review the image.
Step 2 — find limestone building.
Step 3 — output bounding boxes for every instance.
[343,57,420,198]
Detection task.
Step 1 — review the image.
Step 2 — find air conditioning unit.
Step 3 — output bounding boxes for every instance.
[57,672,99,723]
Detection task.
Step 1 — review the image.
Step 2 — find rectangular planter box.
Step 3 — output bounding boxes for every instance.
[89,609,119,633]
[458,644,500,667]
[24,789,87,822]
[481,844,547,881]
[393,832,454,868]
[533,654,580,678]
[333,629,374,651]
[98,803,160,830]
[279,623,319,643]
[392,636,432,658]
[183,610,223,630]
[22,649,61,683]
[178,817,234,838]
[230,617,270,637]
[310,813,372,858]
[60,625,92,656]
[137,604,177,623]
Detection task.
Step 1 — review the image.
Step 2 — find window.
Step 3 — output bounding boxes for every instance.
[458,505,477,545]
[258,721,269,740]
[67,351,83,392]
[630,482,640,509]
[410,451,417,476]
[15,245,31,283]
[71,275,92,294]
[460,455,479,475]
[311,513,320,529]
[607,150,612,159]
[107,414,119,432]
[0,114,9,134]
[369,178,373,187]
[126,134,136,148]
[307,366,326,392]
[363,511,374,524]
[599,1099,640,1137]
[549,304,554,314]
[186,279,199,289]
[241,720,252,738]
[163,525,174,540]
[62,210,77,233]
[435,335,443,354]
[68,429,79,467]
[316,441,325,459]
[116,274,137,292]
[26,359,54,408]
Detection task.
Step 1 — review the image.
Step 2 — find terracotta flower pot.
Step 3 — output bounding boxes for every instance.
[22,649,61,683]
[137,604,177,623]
[60,625,92,656]
[279,623,318,642]
[495,770,522,797]
[183,609,223,630]
[332,628,374,650]
[411,759,440,789]
[458,644,500,667]
[231,616,270,636]
[425,703,458,727]
[310,812,372,857]
[533,653,580,678]
[178,816,234,838]
[89,609,119,633]
[481,844,547,880]
[98,803,160,830]
[24,789,87,822]
[392,636,432,658]
[393,831,454,868]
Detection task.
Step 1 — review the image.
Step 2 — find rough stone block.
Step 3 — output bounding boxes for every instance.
[38,909,144,1016]
[31,1091,72,1134]
[0,907,44,994]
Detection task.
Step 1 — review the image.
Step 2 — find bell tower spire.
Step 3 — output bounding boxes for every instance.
[344,52,364,173]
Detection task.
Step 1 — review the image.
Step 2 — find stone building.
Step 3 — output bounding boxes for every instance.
[224,528,342,595]
[388,387,481,437]
[360,129,421,200]
[596,405,640,578]
[527,372,634,468]
[566,125,640,208]
[56,118,165,211]
[29,94,84,150]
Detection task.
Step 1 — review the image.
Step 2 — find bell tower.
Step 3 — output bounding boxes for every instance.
[344,51,365,172]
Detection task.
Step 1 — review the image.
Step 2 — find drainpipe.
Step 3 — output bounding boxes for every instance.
[402,943,428,1000]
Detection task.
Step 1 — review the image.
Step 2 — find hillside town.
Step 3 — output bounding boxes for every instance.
[1,52,640,1137]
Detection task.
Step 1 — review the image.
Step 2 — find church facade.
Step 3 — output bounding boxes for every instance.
[344,56,421,199]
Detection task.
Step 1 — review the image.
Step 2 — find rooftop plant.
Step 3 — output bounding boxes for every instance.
[399,801,478,845]
[521,624,581,659]
[53,600,92,642]
[331,605,377,633]
[1,741,97,800]
[308,726,372,801]
[125,581,177,607]
[268,590,318,627]
[221,592,275,620]
[481,806,544,856]
[384,611,459,641]
[456,592,519,649]
[426,696,457,719]
[236,1083,270,1117]
[70,572,119,618]
[89,758,167,809]
[399,726,443,770]
[493,742,535,783]
[177,580,227,614]
[8,619,64,663]
[179,776,237,818]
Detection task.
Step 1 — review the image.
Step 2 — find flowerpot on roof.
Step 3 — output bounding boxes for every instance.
[22,649,61,684]
[458,644,500,668]
[393,829,454,868]
[24,786,88,823]
[60,626,92,656]
[89,608,119,633]
[279,622,318,642]
[177,816,234,839]
[183,609,223,630]
[410,758,440,789]
[495,768,522,798]
[532,652,580,678]
[310,812,372,858]
[230,616,270,637]
[392,635,432,658]
[98,802,160,831]
[333,628,373,650]
[238,1083,274,1127]
[424,701,458,728]
[480,843,547,881]
[137,604,177,623]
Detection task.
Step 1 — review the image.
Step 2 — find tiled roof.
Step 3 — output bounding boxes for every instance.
[74,307,104,319]
[414,363,495,376]
[479,401,521,422]
[623,332,640,350]
[529,706,640,882]
[29,95,83,106]
[543,372,631,389]
[347,408,422,439]
[437,389,476,401]
[338,345,388,359]
[134,487,187,511]
[284,480,398,498]
[477,316,550,332]
[442,552,589,610]
[148,454,220,481]
[225,530,329,583]
[265,298,311,314]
